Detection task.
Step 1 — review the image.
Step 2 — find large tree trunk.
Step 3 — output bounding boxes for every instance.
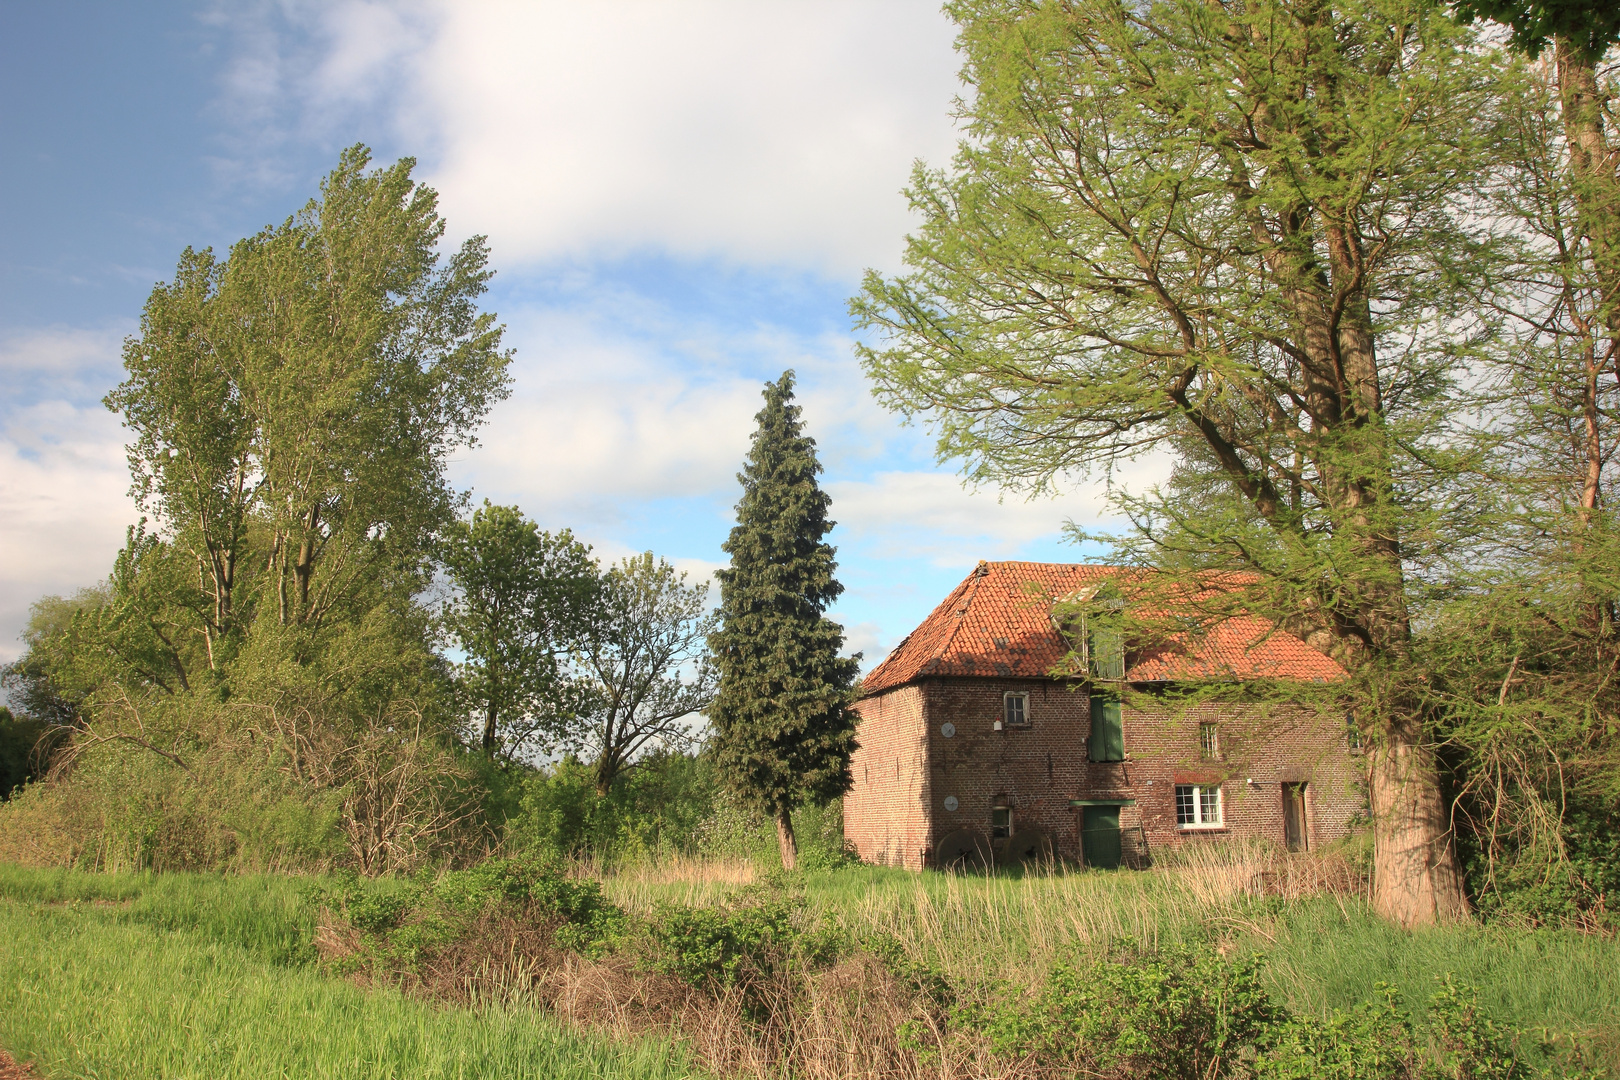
[1556,38,1620,335]
[1556,37,1620,639]
[775,809,798,871]
[1369,714,1471,927]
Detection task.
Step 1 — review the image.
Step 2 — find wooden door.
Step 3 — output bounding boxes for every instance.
[1282,783,1308,852]
[1081,806,1121,869]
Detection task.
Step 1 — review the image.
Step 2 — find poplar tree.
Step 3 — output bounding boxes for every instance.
[708,372,860,870]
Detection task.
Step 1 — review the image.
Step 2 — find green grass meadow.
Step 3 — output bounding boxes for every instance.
[0,867,700,1080]
[2,860,1617,1078]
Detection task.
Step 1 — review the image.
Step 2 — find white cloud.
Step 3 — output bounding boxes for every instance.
[0,326,128,402]
[0,404,137,662]
[221,0,962,274]
[0,329,137,661]
[449,291,902,524]
[450,307,763,521]
[825,446,1176,566]
[840,619,884,663]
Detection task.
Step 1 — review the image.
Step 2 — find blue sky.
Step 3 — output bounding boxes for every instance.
[1,2,1153,667]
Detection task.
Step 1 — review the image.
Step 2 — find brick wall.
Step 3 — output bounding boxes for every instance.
[843,683,931,869]
[922,678,1093,863]
[847,676,1365,868]
[1112,692,1364,855]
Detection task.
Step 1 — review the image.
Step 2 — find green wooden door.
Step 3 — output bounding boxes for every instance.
[1081,806,1122,869]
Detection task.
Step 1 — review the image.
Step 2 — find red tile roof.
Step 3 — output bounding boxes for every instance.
[858,561,1344,696]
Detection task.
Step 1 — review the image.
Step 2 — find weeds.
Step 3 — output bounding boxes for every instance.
[2,856,1616,1080]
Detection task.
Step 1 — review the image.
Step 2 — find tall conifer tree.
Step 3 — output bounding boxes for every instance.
[709,371,860,870]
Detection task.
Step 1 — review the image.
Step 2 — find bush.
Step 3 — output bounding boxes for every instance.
[965,942,1284,1078]
[504,752,722,865]
[316,857,629,973]
[959,942,1561,1080]
[648,888,800,990]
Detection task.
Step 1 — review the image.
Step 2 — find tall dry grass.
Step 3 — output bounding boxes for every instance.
[339,841,1378,1080]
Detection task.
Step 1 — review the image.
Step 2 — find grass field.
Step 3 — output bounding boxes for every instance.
[2,856,1617,1078]
[0,868,700,1080]
[604,853,1620,1071]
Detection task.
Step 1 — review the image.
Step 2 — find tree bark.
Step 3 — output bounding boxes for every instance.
[1556,37,1620,338]
[775,809,798,871]
[1368,713,1471,926]
[1556,36,1620,640]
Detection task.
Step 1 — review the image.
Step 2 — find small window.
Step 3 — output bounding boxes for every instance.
[1346,712,1363,753]
[1198,723,1219,760]
[1088,695,1125,762]
[1175,784,1223,828]
[991,806,1012,838]
[1004,692,1030,727]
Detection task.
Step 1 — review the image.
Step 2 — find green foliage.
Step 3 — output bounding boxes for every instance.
[708,371,860,850]
[1452,0,1620,61]
[439,501,599,759]
[963,942,1551,1079]
[788,798,860,872]
[0,145,517,878]
[966,942,1285,1078]
[109,144,512,639]
[645,881,858,1023]
[1260,986,1423,1080]
[0,707,50,799]
[1260,978,1546,1080]
[316,857,629,969]
[648,888,799,989]
[505,751,722,865]
[569,553,718,795]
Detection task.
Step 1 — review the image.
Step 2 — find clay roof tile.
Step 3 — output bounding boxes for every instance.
[858,561,1343,696]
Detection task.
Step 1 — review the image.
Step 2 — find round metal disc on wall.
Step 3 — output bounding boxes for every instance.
[940,722,956,738]
[943,796,959,812]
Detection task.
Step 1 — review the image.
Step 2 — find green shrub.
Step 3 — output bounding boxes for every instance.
[957,943,1567,1080]
[317,857,629,971]
[649,888,798,989]
[505,753,723,866]
[1258,977,1548,1080]
[965,942,1284,1079]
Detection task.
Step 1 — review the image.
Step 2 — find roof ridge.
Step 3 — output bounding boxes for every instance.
[926,562,985,674]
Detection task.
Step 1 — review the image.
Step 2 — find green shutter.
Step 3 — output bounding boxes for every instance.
[1089,695,1124,762]
[1089,624,1125,680]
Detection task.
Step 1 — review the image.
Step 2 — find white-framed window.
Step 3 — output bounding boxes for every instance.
[1198,723,1219,760]
[1003,692,1030,727]
[1176,784,1223,828]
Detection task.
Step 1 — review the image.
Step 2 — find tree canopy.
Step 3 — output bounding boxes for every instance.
[854,0,1501,924]
[439,502,599,760]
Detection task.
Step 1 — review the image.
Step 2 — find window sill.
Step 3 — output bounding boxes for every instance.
[1177,824,1227,832]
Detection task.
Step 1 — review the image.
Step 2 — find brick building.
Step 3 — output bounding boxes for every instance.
[843,561,1364,870]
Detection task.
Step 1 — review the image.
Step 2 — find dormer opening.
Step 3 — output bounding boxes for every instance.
[1054,580,1126,682]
